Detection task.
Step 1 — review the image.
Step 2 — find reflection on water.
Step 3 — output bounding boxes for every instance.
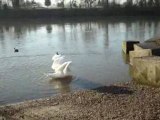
[49,76,73,94]
[121,51,130,64]
[46,25,52,34]
[0,17,160,104]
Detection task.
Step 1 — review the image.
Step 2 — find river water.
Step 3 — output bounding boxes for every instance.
[0,17,160,105]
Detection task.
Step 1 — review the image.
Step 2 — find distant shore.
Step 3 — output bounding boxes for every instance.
[0,8,160,19]
[0,81,160,120]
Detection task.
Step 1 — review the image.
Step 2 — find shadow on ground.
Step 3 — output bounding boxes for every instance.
[93,85,134,95]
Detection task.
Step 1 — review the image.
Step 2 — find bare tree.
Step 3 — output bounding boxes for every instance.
[70,0,78,8]
[57,0,64,8]
[45,0,51,7]
[11,0,20,8]
[127,0,133,6]
[147,0,154,7]
[0,0,2,9]
[84,0,96,8]
[154,0,160,7]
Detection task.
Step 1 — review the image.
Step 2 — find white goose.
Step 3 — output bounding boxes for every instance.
[51,52,72,78]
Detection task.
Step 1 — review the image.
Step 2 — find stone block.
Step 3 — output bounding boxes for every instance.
[134,43,160,56]
[134,44,143,51]
[122,41,139,54]
[152,48,160,56]
[131,56,160,86]
[129,49,152,65]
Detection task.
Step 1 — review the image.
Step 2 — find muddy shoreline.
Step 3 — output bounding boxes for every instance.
[0,81,160,120]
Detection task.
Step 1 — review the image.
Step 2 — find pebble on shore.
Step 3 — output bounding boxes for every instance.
[0,81,160,120]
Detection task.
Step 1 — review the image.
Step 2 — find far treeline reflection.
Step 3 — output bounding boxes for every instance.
[0,18,159,42]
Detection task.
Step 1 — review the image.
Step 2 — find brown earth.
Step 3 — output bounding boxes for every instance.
[0,81,160,120]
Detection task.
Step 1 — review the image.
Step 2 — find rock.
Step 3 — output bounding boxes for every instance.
[129,49,152,65]
[122,41,139,54]
[131,56,160,86]
[134,42,160,56]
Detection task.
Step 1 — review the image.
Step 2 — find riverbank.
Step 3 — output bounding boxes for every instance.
[0,81,160,120]
[0,7,160,19]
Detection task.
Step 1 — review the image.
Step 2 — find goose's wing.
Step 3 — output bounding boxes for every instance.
[55,62,69,73]
[51,56,65,70]
[63,61,72,74]
[53,56,65,64]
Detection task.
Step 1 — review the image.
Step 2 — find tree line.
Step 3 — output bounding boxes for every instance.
[99,0,160,8]
[1,0,160,9]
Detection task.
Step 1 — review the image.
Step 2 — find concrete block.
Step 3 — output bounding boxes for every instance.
[122,41,139,54]
[129,49,152,65]
[152,48,160,56]
[134,44,143,51]
[134,43,160,56]
[135,42,160,49]
[145,37,160,44]
[132,56,160,86]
